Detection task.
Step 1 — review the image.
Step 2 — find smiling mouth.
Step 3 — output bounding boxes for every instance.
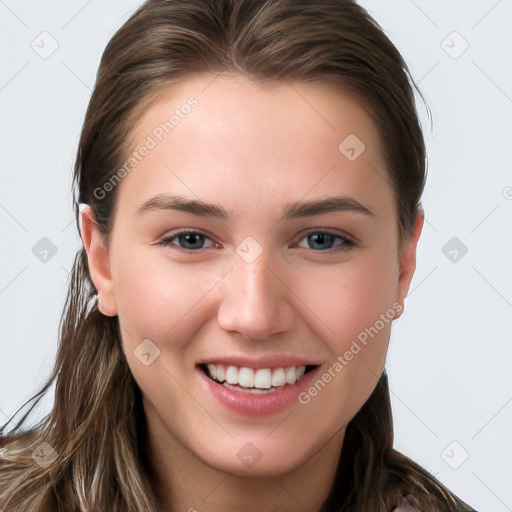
[200,363,317,394]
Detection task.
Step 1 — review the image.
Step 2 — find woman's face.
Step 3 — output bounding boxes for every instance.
[83,73,421,477]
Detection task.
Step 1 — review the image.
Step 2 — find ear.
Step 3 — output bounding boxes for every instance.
[79,205,118,317]
[394,213,424,319]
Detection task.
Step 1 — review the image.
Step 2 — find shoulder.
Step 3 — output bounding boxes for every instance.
[385,450,479,512]
[1,428,38,453]
[393,494,480,512]
[393,494,421,511]
[0,428,41,480]
[1,429,57,512]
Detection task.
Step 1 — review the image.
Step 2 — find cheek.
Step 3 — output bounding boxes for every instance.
[294,255,397,429]
[110,247,221,351]
[297,250,399,347]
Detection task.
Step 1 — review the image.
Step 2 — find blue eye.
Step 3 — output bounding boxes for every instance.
[157,230,354,254]
[158,230,214,253]
[297,231,353,251]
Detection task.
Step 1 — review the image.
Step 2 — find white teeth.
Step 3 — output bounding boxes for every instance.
[223,382,276,394]
[285,366,296,384]
[271,367,286,387]
[207,364,216,379]
[204,363,310,390]
[238,367,255,388]
[254,368,272,389]
[226,366,239,384]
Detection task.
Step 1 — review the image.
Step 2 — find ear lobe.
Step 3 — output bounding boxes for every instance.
[79,205,118,317]
[394,213,424,318]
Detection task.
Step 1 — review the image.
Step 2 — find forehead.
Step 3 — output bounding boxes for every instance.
[115,73,394,223]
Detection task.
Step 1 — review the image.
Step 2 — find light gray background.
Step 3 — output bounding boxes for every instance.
[1,1,511,510]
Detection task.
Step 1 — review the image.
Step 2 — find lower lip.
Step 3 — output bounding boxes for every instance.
[197,366,320,416]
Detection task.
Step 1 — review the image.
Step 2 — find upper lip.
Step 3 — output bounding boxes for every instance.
[196,355,321,369]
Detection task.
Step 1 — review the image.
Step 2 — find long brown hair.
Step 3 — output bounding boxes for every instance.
[1,1,474,510]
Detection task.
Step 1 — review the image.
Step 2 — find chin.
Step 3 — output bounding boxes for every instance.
[207,449,306,478]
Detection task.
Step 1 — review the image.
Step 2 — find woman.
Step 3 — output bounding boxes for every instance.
[0,0,479,510]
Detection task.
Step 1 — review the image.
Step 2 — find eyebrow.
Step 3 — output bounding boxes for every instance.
[137,193,375,221]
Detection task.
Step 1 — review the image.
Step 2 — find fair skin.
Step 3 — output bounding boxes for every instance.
[80,73,423,511]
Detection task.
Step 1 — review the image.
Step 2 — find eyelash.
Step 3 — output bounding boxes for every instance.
[157,229,355,254]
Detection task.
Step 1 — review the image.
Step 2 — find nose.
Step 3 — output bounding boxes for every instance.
[217,249,294,341]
